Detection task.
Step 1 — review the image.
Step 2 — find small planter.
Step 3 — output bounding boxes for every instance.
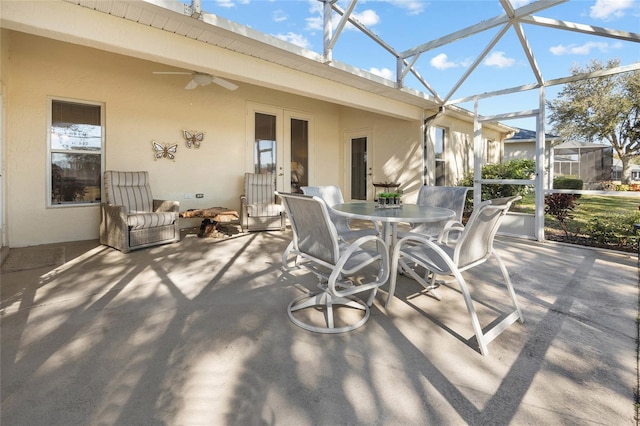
[377,192,402,209]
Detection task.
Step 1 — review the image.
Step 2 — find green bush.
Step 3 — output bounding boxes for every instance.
[554,177,583,190]
[585,211,640,249]
[458,159,536,209]
[617,184,631,191]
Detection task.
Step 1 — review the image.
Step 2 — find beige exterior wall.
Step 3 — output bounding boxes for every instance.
[427,115,506,188]
[504,142,536,162]
[3,31,427,247]
[3,34,514,248]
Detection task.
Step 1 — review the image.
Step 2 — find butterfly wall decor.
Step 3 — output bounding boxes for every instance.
[152,141,178,161]
[183,130,205,149]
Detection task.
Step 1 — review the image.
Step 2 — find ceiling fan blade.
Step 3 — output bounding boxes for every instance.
[212,77,238,91]
[185,79,199,90]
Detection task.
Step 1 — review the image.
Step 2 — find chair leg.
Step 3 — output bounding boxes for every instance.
[494,252,524,324]
[288,292,370,334]
[452,270,490,356]
[398,259,443,301]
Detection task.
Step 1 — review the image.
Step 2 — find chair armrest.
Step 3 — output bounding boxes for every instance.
[330,234,389,297]
[101,203,128,224]
[154,199,179,213]
[437,220,465,243]
[240,195,248,229]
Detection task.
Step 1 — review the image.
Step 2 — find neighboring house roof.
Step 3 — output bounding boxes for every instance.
[553,140,611,155]
[503,127,561,144]
[612,158,640,172]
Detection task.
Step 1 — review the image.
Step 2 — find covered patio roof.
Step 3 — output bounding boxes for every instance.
[5,0,638,119]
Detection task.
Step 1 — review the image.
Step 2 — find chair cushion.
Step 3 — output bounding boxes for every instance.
[127,212,176,230]
[247,203,283,217]
[104,171,154,213]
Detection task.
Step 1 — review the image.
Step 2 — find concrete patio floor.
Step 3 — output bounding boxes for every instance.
[1,230,638,425]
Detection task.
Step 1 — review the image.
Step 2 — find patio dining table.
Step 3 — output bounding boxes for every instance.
[331,202,455,249]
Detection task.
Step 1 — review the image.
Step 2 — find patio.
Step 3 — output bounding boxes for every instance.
[1,230,637,425]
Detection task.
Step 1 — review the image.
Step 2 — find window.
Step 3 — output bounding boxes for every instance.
[48,98,104,206]
[486,139,499,164]
[435,126,446,186]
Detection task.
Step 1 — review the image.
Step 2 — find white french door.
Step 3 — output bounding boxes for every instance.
[246,102,311,193]
[345,129,372,201]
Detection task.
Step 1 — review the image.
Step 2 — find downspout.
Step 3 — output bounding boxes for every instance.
[423,106,445,185]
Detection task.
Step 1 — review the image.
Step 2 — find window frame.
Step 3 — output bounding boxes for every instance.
[47,96,105,208]
[434,126,447,186]
[486,138,499,164]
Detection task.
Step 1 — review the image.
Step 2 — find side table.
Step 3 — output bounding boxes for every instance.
[180,207,241,238]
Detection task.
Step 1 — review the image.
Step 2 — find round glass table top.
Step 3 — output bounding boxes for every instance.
[332,202,455,223]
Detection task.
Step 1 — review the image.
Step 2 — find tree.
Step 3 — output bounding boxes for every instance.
[547,59,640,184]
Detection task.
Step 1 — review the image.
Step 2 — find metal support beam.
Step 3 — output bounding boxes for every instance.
[535,86,546,241]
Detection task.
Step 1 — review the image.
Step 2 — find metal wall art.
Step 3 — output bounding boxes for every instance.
[152,141,178,161]
[183,130,205,149]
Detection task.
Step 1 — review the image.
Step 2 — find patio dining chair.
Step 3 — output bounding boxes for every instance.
[277,192,390,333]
[301,185,379,241]
[400,185,470,241]
[388,195,523,356]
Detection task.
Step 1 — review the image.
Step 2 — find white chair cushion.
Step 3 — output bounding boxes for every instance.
[127,212,176,230]
[104,171,154,213]
[247,203,283,217]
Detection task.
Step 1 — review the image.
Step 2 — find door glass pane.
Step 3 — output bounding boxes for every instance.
[290,118,308,193]
[254,112,276,174]
[351,137,367,200]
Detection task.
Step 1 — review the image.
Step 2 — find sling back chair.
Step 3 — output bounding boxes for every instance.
[277,192,390,333]
[388,195,523,355]
[240,173,285,232]
[400,185,470,241]
[301,185,379,242]
[100,171,180,253]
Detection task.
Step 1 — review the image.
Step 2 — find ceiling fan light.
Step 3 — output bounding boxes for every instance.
[192,74,212,85]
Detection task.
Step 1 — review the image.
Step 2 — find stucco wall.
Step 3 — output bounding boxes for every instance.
[2,32,338,246]
[3,31,426,247]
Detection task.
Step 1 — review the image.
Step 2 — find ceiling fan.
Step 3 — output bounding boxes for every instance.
[152,71,238,91]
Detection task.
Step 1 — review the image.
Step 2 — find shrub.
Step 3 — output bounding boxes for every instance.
[616,184,631,191]
[458,159,536,209]
[585,211,640,249]
[554,177,583,191]
[545,193,578,237]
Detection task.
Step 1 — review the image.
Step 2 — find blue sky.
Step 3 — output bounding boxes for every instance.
[196,0,639,129]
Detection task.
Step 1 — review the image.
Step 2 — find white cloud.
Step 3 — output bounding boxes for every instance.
[369,67,394,80]
[386,0,426,16]
[550,41,623,55]
[305,16,322,32]
[306,6,380,32]
[430,53,458,70]
[589,0,633,20]
[352,9,380,27]
[273,9,287,23]
[483,51,515,68]
[214,0,250,8]
[274,32,311,49]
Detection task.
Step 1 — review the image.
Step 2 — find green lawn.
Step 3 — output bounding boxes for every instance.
[511,192,640,251]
